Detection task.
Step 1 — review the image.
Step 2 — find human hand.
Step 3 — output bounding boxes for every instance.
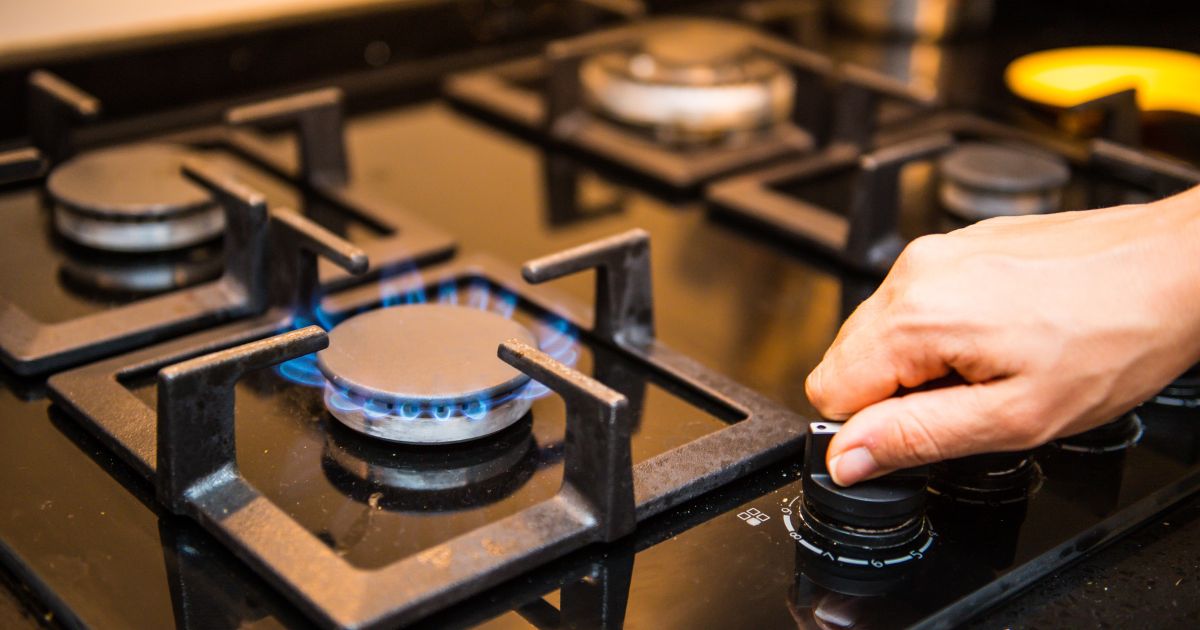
[805,187,1200,486]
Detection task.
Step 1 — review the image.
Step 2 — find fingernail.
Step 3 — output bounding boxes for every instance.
[829,447,878,486]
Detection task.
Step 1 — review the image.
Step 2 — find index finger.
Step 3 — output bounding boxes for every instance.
[806,296,949,419]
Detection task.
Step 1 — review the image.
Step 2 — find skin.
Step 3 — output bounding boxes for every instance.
[806,185,1200,487]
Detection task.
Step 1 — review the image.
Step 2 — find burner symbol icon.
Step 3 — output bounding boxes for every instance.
[737,508,771,527]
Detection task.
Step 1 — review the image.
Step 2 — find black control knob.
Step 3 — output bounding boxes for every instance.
[1156,363,1200,406]
[929,451,1040,505]
[1055,412,1144,453]
[799,422,929,550]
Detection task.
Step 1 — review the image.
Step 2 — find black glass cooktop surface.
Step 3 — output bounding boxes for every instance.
[1,96,1198,629]
[5,2,1200,626]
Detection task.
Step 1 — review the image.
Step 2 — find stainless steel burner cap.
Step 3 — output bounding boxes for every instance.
[317,304,539,444]
[579,19,795,146]
[47,143,224,252]
[937,142,1071,222]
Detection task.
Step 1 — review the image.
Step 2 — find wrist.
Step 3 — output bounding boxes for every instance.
[1145,186,1200,370]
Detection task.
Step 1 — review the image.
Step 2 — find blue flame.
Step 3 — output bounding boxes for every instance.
[277,273,580,422]
[381,263,428,307]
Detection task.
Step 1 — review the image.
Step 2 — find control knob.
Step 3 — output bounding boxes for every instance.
[797,422,931,552]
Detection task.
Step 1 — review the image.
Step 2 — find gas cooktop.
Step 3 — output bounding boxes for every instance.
[3,2,1200,629]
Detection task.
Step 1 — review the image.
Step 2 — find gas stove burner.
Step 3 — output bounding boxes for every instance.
[1055,412,1145,453]
[322,417,538,511]
[937,142,1071,222]
[46,143,223,253]
[58,242,224,297]
[317,304,539,444]
[580,19,795,147]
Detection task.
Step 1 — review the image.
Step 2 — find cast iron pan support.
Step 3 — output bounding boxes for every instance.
[183,158,369,323]
[27,70,100,163]
[225,87,349,187]
[0,147,45,184]
[499,338,636,541]
[543,29,640,140]
[830,64,939,150]
[266,210,369,322]
[1088,138,1200,197]
[156,326,329,513]
[844,133,955,271]
[150,328,633,626]
[522,228,654,348]
[1067,88,1141,147]
[180,160,271,311]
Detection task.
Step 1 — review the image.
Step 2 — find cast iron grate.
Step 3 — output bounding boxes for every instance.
[707,110,1200,275]
[443,18,936,189]
[48,230,807,628]
[0,72,454,375]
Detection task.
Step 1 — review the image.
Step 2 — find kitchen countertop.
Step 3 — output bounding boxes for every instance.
[0,0,419,69]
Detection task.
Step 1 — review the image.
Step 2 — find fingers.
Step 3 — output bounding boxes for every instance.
[825,378,1033,486]
[806,306,950,420]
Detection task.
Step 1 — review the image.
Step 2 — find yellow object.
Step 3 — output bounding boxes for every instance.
[1006,46,1200,116]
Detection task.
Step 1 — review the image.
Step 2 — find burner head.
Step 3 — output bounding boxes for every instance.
[580,19,795,146]
[317,304,539,444]
[59,242,224,297]
[322,417,538,511]
[46,143,224,253]
[937,142,1071,222]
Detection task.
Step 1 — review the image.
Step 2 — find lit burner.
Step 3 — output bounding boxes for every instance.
[580,19,795,146]
[937,142,1071,222]
[317,303,540,444]
[46,143,223,253]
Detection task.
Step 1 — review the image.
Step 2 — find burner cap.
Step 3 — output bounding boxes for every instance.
[937,142,1071,222]
[580,19,795,146]
[641,19,755,68]
[317,304,539,444]
[47,143,224,252]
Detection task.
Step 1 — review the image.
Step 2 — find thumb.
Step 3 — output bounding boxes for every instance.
[825,379,1032,486]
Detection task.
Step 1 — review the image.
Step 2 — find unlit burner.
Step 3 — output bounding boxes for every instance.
[317,304,539,444]
[59,242,224,297]
[937,142,1071,222]
[46,143,223,253]
[580,19,795,147]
